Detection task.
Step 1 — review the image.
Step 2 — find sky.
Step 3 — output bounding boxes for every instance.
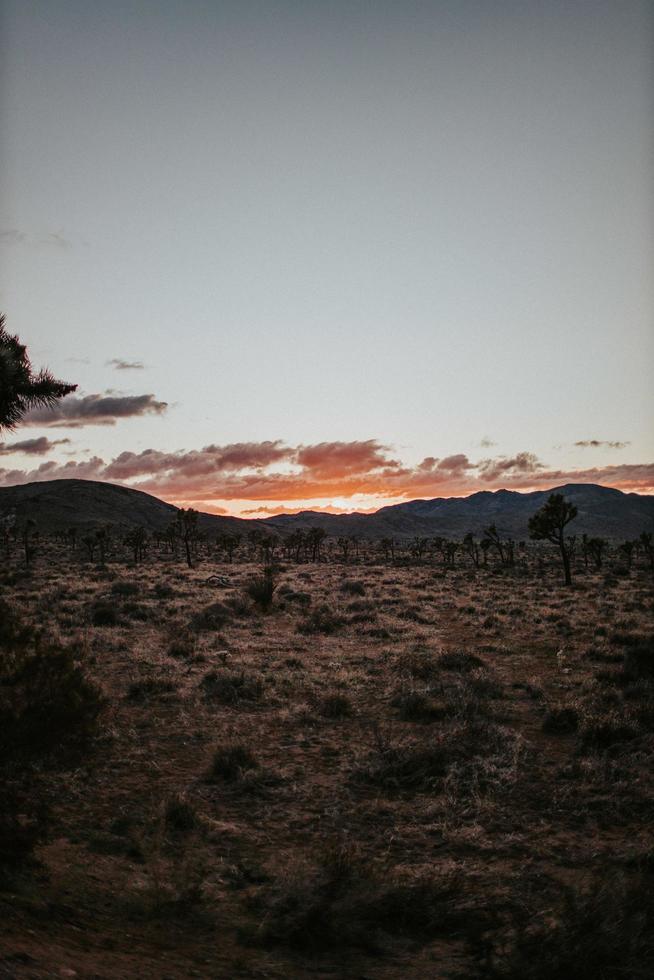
[1,0,652,515]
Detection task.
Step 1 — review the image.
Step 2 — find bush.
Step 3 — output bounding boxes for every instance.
[318,693,354,719]
[90,598,120,627]
[111,580,140,597]
[438,651,485,672]
[0,644,105,758]
[542,706,579,734]
[207,743,258,782]
[127,678,176,702]
[254,845,470,952]
[298,604,344,636]
[200,669,264,705]
[0,602,104,874]
[245,566,278,611]
[164,793,198,833]
[487,874,653,979]
[340,580,366,597]
[188,601,231,631]
[623,638,654,682]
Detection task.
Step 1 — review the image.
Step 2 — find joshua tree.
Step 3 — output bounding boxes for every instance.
[125,526,147,564]
[307,527,326,562]
[618,539,636,570]
[21,518,37,567]
[528,493,578,586]
[0,314,76,431]
[586,536,607,570]
[639,532,653,571]
[177,509,198,568]
[482,525,514,566]
[462,532,480,568]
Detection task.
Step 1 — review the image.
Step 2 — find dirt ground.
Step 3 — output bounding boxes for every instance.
[1,546,653,978]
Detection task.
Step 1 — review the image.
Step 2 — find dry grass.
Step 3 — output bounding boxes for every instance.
[0,542,652,978]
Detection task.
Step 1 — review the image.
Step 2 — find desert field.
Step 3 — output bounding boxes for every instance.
[1,542,653,979]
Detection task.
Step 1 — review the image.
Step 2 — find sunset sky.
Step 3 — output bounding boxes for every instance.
[1,0,652,515]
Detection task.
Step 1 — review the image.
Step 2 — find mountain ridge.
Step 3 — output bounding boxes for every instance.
[0,479,652,540]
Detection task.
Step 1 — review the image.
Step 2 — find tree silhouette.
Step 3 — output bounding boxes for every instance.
[0,314,76,431]
[528,493,578,585]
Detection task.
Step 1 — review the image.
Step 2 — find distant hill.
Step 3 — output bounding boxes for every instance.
[0,479,249,535]
[261,483,654,540]
[0,479,652,540]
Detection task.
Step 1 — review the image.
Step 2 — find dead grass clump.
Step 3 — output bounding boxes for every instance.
[200,668,265,705]
[438,650,485,672]
[542,705,579,734]
[398,647,441,680]
[167,630,196,659]
[127,678,177,702]
[111,580,140,597]
[318,693,354,719]
[254,845,471,953]
[340,580,366,596]
[90,598,120,626]
[188,601,231,631]
[207,743,258,782]
[486,874,653,980]
[297,604,344,635]
[355,721,518,795]
[164,793,198,834]
[392,689,447,723]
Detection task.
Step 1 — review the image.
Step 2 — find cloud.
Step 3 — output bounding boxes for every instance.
[0,229,27,246]
[0,437,70,456]
[108,359,146,371]
[22,391,168,427]
[0,439,652,508]
[574,440,630,450]
[0,228,72,248]
[476,452,543,482]
[479,436,497,448]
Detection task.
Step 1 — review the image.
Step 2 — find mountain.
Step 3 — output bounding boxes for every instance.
[0,479,250,535]
[261,483,654,540]
[0,479,652,540]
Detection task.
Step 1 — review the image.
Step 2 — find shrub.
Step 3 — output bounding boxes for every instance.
[623,638,654,682]
[164,793,198,833]
[127,678,176,702]
[318,693,354,719]
[0,645,105,758]
[207,744,258,782]
[487,874,653,979]
[542,706,579,734]
[340,580,366,597]
[254,845,470,953]
[438,651,485,672]
[245,566,278,611]
[90,599,120,627]
[200,669,264,705]
[111,580,140,598]
[298,604,344,636]
[188,601,231,631]
[392,690,446,723]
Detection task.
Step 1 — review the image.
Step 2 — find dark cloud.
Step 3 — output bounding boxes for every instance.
[575,440,630,449]
[22,391,168,427]
[108,359,146,371]
[0,437,70,456]
[479,436,497,448]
